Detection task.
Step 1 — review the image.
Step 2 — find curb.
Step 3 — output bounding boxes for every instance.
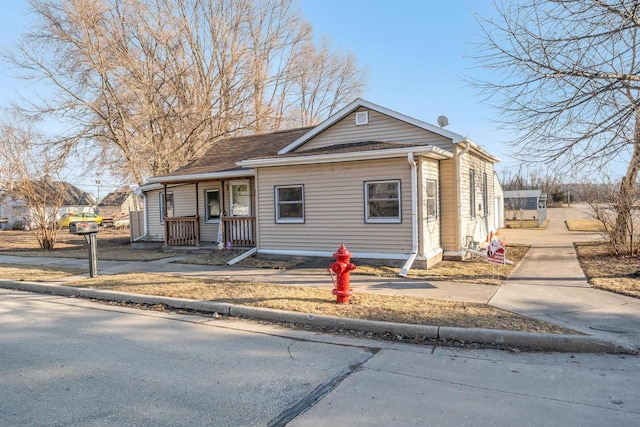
[1,280,637,354]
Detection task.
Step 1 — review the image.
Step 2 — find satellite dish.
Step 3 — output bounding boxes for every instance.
[437,115,449,128]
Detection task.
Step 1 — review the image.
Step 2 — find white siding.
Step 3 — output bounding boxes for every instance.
[419,158,441,256]
[145,188,163,239]
[144,184,198,240]
[459,151,496,246]
[296,108,454,152]
[439,158,458,251]
[257,159,413,255]
[145,180,256,243]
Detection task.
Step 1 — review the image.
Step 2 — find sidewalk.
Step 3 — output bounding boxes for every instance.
[1,205,639,352]
[491,206,640,350]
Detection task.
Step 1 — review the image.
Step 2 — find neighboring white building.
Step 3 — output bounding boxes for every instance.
[0,182,95,229]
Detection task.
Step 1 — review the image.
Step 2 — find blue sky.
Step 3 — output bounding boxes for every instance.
[0,1,520,194]
[298,1,512,162]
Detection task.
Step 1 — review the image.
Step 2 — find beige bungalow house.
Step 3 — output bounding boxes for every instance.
[139,99,502,272]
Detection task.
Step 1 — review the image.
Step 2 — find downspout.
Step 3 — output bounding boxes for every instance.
[398,152,418,277]
[142,191,148,237]
[457,139,471,255]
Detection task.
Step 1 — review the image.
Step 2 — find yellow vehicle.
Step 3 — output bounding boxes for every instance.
[58,212,103,228]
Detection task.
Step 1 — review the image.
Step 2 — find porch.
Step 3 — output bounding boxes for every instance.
[164,216,256,247]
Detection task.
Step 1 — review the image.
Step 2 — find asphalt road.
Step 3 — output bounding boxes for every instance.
[2,289,639,426]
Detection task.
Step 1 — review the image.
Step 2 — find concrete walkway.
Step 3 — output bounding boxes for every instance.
[491,206,640,349]
[1,205,639,352]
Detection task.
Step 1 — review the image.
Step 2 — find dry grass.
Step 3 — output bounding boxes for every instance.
[0,229,174,261]
[354,244,529,285]
[505,219,549,229]
[566,219,606,232]
[184,250,306,269]
[0,264,85,281]
[0,231,589,334]
[61,272,574,334]
[575,242,640,298]
[185,244,530,286]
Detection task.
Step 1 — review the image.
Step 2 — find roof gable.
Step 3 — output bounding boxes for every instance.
[99,188,134,206]
[278,98,469,155]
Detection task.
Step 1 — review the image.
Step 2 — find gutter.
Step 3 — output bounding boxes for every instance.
[142,191,148,237]
[239,145,452,168]
[398,152,418,277]
[146,170,255,184]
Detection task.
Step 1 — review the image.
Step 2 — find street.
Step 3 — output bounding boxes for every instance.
[1,289,639,426]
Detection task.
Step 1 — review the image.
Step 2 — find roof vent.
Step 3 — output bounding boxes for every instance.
[355,111,369,125]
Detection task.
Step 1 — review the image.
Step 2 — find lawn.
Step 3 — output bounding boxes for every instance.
[566,220,606,232]
[0,231,573,334]
[3,228,635,335]
[575,242,640,298]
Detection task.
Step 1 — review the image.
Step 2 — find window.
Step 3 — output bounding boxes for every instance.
[365,180,401,223]
[355,110,369,125]
[205,190,221,222]
[275,185,304,223]
[426,179,438,221]
[469,169,476,219]
[482,172,489,216]
[159,192,174,223]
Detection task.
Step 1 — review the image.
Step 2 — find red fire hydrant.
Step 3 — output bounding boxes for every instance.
[328,244,356,303]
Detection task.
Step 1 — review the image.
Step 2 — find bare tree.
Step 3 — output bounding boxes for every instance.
[473,0,640,249]
[0,117,68,249]
[4,0,366,185]
[583,178,639,255]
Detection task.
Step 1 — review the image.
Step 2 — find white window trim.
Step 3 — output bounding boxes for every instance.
[482,172,489,217]
[470,169,476,219]
[205,189,221,223]
[365,180,402,224]
[426,179,438,221]
[229,179,251,217]
[159,191,174,224]
[275,185,304,224]
[355,110,369,125]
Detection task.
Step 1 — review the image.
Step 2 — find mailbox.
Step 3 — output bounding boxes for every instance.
[69,221,99,235]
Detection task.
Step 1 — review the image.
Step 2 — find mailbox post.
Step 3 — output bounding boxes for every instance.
[69,221,99,278]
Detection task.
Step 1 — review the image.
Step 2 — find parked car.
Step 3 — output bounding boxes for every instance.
[58,212,103,228]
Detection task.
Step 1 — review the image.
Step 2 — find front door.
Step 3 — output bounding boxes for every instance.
[228,180,253,245]
[229,180,251,217]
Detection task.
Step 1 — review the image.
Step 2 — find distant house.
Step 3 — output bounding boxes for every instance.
[97,188,143,219]
[138,98,503,271]
[504,190,546,211]
[0,181,95,229]
[504,189,547,221]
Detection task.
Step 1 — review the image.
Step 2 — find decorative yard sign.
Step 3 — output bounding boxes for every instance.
[487,239,506,265]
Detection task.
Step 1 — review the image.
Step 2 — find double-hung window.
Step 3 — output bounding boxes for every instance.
[205,189,221,222]
[482,172,489,216]
[470,169,476,219]
[426,179,438,221]
[275,185,304,223]
[159,192,174,223]
[365,180,401,223]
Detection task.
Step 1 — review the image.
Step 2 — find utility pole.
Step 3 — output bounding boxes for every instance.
[95,179,100,214]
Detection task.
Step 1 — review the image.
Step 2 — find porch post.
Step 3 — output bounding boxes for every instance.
[163,184,168,246]
[195,182,200,246]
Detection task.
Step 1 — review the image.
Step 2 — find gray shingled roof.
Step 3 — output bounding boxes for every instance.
[154,127,313,178]
[99,188,132,206]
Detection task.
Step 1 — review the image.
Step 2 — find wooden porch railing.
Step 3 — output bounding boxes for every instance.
[222,216,256,246]
[164,216,200,246]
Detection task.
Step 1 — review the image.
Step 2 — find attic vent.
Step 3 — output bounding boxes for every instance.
[355,111,369,125]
